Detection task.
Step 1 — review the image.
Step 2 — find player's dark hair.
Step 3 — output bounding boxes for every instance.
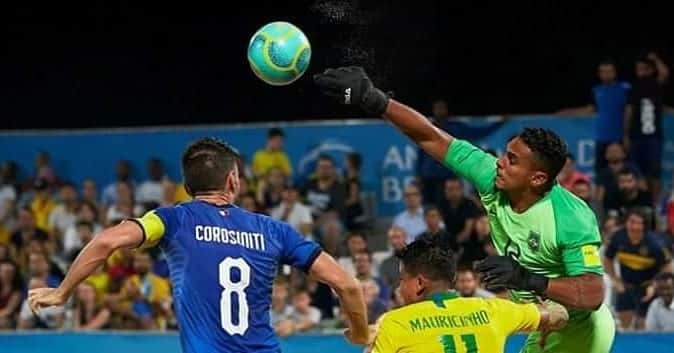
[423,204,441,217]
[655,271,674,282]
[395,237,456,283]
[618,166,638,178]
[317,154,334,164]
[182,137,240,196]
[346,152,362,171]
[517,128,568,191]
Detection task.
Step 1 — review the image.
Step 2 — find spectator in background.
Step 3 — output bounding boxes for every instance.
[645,272,674,331]
[17,277,64,329]
[239,192,262,214]
[283,289,321,333]
[160,179,178,207]
[557,59,630,174]
[72,281,111,330]
[438,178,479,245]
[105,181,142,224]
[570,179,600,218]
[337,232,368,276]
[107,251,172,330]
[102,160,134,207]
[10,208,49,259]
[459,213,495,267]
[604,167,654,228]
[353,251,389,303]
[379,226,407,294]
[252,127,292,178]
[625,52,669,203]
[29,178,56,231]
[0,168,17,233]
[28,251,61,288]
[343,152,366,231]
[557,153,592,191]
[416,99,455,206]
[595,143,644,205]
[603,209,673,330]
[66,221,95,261]
[34,151,57,188]
[136,158,165,205]
[392,183,426,244]
[455,267,494,298]
[0,260,23,329]
[48,183,79,246]
[416,206,458,252]
[302,155,345,221]
[270,185,313,239]
[318,218,343,258]
[270,277,292,334]
[256,167,286,212]
[361,279,387,324]
[81,178,100,210]
[62,201,102,258]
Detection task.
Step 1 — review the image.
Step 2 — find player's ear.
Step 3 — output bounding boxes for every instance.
[531,171,548,188]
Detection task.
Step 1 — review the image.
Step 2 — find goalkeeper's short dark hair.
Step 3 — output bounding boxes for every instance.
[395,237,457,283]
[181,137,240,196]
[516,127,568,191]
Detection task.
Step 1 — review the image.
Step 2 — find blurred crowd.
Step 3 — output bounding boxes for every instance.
[1,53,674,334]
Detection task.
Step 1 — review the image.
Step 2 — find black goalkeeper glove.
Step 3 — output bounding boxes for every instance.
[475,256,549,296]
[313,66,390,116]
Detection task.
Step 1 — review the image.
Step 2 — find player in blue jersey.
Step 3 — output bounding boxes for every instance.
[28,138,370,353]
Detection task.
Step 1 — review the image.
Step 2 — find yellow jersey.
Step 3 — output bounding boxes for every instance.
[370,292,540,353]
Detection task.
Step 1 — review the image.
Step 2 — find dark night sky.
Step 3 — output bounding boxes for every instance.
[4,1,673,129]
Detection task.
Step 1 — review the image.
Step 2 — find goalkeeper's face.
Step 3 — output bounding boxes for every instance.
[495,138,549,193]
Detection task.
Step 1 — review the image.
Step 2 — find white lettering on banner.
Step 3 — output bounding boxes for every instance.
[383,145,417,171]
[382,177,402,203]
[577,139,595,167]
[383,146,404,170]
[382,176,417,203]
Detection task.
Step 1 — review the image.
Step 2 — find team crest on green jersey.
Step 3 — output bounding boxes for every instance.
[527,231,541,251]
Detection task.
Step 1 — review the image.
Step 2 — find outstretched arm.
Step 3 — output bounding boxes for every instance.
[383,99,454,163]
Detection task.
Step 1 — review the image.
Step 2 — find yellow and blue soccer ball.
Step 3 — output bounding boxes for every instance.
[247,21,311,86]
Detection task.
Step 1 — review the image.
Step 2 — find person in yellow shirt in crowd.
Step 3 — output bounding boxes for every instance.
[252,128,293,179]
[30,178,56,231]
[350,238,569,353]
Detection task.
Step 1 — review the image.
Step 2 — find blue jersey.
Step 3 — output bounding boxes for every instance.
[593,81,630,142]
[133,200,322,353]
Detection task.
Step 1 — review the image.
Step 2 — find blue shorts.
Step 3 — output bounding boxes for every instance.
[615,285,652,317]
[629,138,662,179]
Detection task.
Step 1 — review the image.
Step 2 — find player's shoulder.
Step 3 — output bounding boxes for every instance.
[549,185,597,223]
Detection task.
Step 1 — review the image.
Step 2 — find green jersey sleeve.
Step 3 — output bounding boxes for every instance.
[443,139,497,196]
[552,189,603,276]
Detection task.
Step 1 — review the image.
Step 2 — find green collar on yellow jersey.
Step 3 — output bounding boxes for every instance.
[427,291,459,308]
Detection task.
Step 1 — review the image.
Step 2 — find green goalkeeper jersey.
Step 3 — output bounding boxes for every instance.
[443,139,604,322]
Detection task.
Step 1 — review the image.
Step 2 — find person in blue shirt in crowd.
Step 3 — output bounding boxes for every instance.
[557,59,631,175]
[27,137,370,353]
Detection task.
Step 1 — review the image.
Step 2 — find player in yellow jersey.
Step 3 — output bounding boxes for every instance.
[346,238,569,353]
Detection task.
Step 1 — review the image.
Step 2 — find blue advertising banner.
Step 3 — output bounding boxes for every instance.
[1,115,672,217]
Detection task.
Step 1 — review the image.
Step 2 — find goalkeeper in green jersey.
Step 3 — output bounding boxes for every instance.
[314,67,615,353]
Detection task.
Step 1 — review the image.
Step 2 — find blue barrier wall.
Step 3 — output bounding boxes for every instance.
[2,332,674,353]
[1,115,673,216]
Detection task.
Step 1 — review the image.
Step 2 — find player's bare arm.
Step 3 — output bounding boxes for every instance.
[545,274,604,310]
[28,221,144,313]
[477,256,604,310]
[308,251,370,345]
[314,66,454,163]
